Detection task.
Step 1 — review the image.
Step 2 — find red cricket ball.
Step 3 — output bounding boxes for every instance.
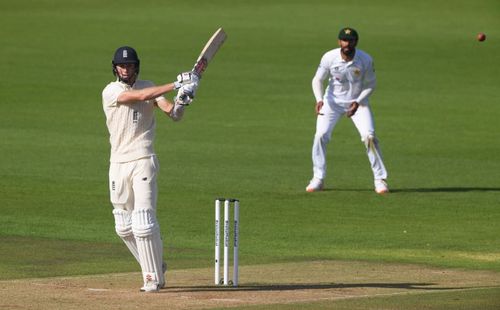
[477,33,486,42]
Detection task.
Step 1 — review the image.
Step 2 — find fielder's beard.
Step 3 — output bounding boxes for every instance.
[341,47,356,59]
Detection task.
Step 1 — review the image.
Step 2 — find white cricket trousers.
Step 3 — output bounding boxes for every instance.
[109,155,159,212]
[108,155,165,287]
[312,102,388,181]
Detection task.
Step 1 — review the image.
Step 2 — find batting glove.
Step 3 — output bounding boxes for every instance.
[173,71,199,90]
[174,88,194,106]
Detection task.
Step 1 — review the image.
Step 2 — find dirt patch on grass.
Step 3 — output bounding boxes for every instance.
[1,261,499,309]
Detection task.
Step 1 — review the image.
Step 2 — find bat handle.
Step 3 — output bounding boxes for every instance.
[194,58,208,76]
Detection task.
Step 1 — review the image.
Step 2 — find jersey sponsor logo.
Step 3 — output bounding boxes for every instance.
[133,110,138,123]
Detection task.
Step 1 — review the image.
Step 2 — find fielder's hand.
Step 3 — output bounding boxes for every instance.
[173,71,199,90]
[346,101,359,118]
[315,101,324,115]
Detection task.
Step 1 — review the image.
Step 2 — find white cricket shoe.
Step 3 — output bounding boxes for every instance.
[374,179,389,194]
[306,178,324,192]
[141,281,160,293]
[140,262,167,292]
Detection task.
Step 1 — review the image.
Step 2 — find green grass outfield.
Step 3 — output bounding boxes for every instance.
[1,0,499,307]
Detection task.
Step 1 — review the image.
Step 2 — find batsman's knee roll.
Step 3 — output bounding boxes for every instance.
[113,208,134,238]
[132,208,160,238]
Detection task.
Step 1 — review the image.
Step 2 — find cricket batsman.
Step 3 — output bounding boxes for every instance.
[306,27,389,194]
[102,46,198,292]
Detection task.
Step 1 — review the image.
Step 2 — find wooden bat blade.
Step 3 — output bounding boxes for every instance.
[193,27,227,75]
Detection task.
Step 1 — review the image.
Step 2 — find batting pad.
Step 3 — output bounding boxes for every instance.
[112,208,140,264]
[132,208,165,286]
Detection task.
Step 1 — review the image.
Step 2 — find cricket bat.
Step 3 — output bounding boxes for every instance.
[192,27,227,76]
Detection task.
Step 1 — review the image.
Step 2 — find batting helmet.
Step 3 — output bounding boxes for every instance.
[112,46,140,76]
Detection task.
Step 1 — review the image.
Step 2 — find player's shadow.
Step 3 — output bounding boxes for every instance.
[164,282,473,293]
[390,187,500,193]
[325,187,500,193]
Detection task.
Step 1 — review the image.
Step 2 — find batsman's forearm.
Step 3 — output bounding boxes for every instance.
[118,83,176,104]
[136,83,176,101]
[156,97,174,114]
[156,97,185,121]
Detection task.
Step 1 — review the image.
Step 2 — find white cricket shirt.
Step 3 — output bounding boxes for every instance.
[312,48,376,106]
[102,80,164,163]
